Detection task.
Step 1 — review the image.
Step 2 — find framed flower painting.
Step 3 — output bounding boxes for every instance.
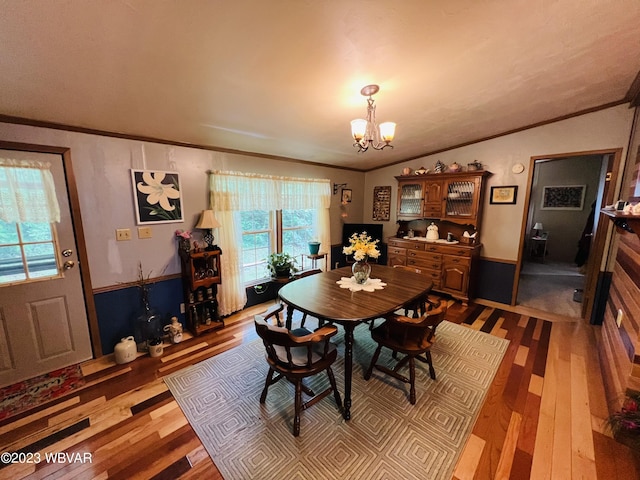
[131,169,183,224]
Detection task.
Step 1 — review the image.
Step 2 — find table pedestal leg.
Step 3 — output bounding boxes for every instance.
[342,323,355,420]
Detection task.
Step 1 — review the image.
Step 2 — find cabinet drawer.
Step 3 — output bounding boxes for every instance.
[442,255,471,267]
[423,205,442,216]
[404,265,441,283]
[407,250,442,262]
[437,245,472,257]
[388,238,414,249]
[388,246,407,256]
[407,257,442,270]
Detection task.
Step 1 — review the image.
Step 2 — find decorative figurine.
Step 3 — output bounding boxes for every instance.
[434,160,445,173]
[426,222,439,241]
[164,316,183,344]
[448,162,461,173]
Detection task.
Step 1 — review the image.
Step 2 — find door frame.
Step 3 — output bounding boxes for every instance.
[512,148,623,321]
[0,140,101,356]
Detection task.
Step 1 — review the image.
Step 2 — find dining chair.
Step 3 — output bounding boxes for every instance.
[292,269,322,328]
[254,306,343,436]
[392,265,441,318]
[364,300,447,405]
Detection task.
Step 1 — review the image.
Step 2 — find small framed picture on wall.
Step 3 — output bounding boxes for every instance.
[490,185,518,204]
[341,188,352,204]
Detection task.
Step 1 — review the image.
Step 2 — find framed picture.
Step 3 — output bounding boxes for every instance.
[490,185,518,204]
[131,169,183,224]
[541,185,585,210]
[372,186,391,221]
[341,188,352,204]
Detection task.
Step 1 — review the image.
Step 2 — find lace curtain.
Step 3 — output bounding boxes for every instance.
[209,171,331,316]
[0,158,60,223]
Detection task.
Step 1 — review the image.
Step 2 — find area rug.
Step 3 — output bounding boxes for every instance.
[165,321,509,480]
[0,364,85,421]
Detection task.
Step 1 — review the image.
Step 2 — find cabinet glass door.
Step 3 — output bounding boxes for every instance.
[398,183,423,217]
[445,180,476,217]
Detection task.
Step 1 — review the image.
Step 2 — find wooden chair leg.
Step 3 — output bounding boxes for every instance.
[409,357,416,405]
[425,350,436,379]
[294,379,302,437]
[364,345,383,380]
[260,368,274,403]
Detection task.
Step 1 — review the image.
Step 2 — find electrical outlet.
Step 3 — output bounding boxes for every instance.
[116,228,131,241]
[138,226,152,239]
[180,303,185,314]
[616,309,624,327]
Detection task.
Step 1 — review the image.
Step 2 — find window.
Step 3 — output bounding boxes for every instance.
[0,159,61,285]
[0,220,59,284]
[241,208,315,284]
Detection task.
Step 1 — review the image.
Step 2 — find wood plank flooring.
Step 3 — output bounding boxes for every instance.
[1,300,639,479]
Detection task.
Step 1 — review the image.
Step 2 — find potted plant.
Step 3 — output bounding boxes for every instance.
[266,252,299,279]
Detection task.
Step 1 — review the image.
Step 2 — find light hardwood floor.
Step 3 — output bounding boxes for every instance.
[0,300,638,479]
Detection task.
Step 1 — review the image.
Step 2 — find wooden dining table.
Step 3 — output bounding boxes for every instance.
[278,264,433,420]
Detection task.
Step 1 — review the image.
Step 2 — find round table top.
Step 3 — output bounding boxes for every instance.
[278,265,433,323]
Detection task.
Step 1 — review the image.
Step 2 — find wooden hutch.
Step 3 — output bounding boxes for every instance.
[388,170,491,303]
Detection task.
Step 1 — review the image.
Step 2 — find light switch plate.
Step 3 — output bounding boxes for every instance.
[138,226,152,239]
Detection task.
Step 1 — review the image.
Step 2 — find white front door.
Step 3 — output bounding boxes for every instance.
[0,149,92,387]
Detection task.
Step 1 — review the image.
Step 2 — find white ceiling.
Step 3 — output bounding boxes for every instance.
[1,0,639,171]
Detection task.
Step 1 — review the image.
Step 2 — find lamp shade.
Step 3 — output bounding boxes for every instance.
[379,122,396,142]
[351,119,367,141]
[195,210,221,229]
[533,222,543,231]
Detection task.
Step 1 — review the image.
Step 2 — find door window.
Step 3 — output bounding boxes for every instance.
[0,220,60,284]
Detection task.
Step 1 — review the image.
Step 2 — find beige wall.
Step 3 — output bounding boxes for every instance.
[0,122,366,288]
[364,104,635,261]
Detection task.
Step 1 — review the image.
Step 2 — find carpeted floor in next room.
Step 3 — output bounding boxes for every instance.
[517,260,584,318]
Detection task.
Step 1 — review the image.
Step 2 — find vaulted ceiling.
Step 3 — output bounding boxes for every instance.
[1,1,639,171]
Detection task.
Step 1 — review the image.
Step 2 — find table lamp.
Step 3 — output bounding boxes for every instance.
[533,222,543,237]
[195,210,221,251]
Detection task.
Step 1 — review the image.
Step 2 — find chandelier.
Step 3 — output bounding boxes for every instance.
[351,84,396,152]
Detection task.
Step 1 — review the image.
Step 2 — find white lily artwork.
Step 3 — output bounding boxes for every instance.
[131,169,183,224]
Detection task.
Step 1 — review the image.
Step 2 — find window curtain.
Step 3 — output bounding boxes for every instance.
[209,171,331,316]
[0,158,60,223]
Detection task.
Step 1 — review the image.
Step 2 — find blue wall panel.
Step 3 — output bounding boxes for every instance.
[94,277,184,354]
[475,259,516,305]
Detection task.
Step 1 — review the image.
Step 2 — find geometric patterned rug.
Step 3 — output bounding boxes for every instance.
[165,321,509,480]
[0,364,85,421]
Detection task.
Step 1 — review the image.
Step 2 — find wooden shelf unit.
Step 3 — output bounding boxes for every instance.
[179,249,223,336]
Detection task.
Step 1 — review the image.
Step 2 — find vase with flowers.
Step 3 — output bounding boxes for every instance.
[175,229,192,255]
[342,232,380,284]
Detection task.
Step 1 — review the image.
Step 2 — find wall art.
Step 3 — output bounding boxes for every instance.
[131,169,183,224]
[541,185,585,210]
[490,185,518,204]
[372,186,391,221]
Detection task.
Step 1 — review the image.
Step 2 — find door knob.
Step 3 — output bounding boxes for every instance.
[62,249,73,257]
[63,260,75,270]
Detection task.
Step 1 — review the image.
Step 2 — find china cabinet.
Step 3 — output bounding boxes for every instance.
[179,249,223,336]
[395,171,490,226]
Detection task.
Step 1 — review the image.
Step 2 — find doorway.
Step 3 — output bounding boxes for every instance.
[0,142,99,387]
[514,150,621,321]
